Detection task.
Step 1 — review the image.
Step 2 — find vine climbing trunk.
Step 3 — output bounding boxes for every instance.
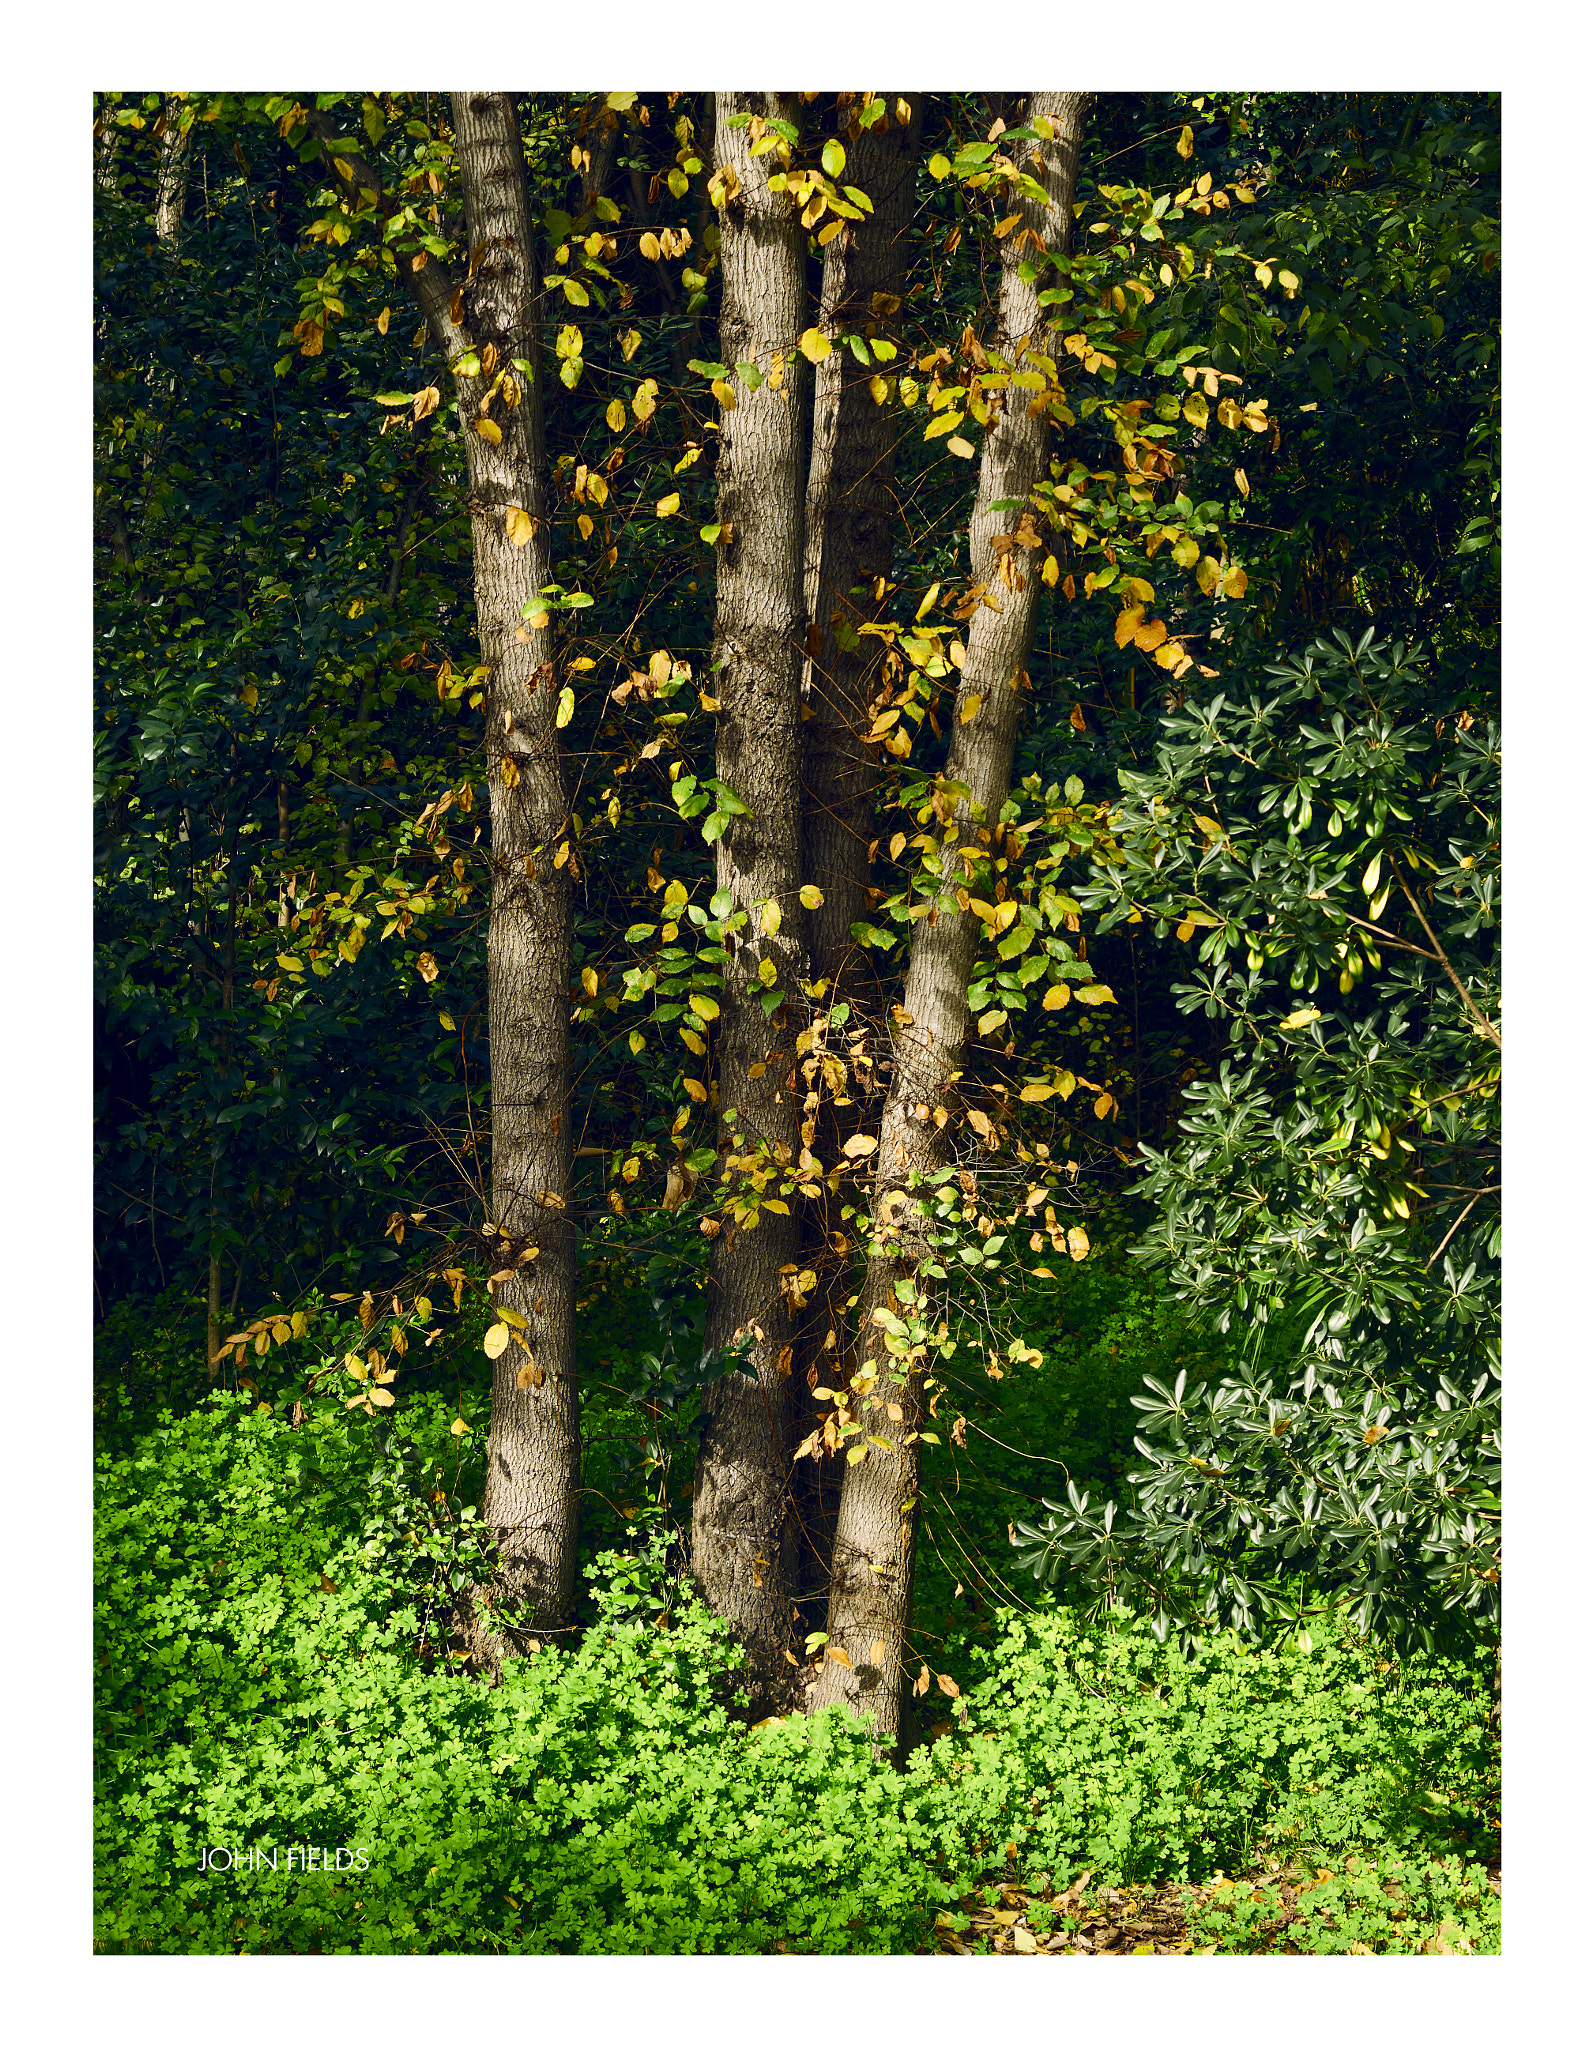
[688,91,814,1707]
[808,91,1088,1750]
[793,93,924,1614]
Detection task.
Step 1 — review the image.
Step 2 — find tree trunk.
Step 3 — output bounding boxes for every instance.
[303,94,581,1657]
[154,101,190,242]
[793,94,924,1614]
[808,92,1088,1750]
[94,109,120,195]
[688,92,814,1706]
[448,91,580,1657]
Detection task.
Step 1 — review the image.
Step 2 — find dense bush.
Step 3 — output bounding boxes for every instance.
[96,1387,1497,1955]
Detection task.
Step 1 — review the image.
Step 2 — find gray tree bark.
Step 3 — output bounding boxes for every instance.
[303,96,579,1655]
[808,92,1089,1750]
[688,92,814,1706]
[154,101,191,242]
[447,92,580,1657]
[793,94,924,1611]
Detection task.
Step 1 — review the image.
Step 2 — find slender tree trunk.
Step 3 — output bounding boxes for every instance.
[688,92,814,1705]
[303,96,579,1652]
[154,101,191,242]
[808,92,1088,1749]
[94,113,120,195]
[205,915,237,1378]
[449,91,579,1656]
[793,94,924,1612]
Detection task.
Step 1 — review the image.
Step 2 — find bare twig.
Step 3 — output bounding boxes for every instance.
[1394,867,1501,1048]
[1424,1187,1494,1271]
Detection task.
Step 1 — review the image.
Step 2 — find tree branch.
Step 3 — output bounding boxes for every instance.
[297,108,471,361]
[1393,866,1501,1048]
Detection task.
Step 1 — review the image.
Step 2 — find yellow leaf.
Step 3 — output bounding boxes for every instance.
[946,436,974,458]
[1224,564,1248,598]
[439,1012,456,1031]
[1075,983,1116,1005]
[450,1416,470,1436]
[761,898,782,936]
[620,329,643,362]
[556,686,575,728]
[924,409,964,441]
[638,231,662,262]
[276,953,303,974]
[799,884,823,909]
[842,1134,878,1159]
[241,682,259,708]
[1019,1084,1055,1103]
[798,327,832,364]
[475,417,503,444]
[826,1644,852,1667]
[978,1009,1006,1035]
[581,967,598,998]
[683,1077,708,1103]
[889,832,907,860]
[967,1109,994,1141]
[1195,556,1221,597]
[656,492,681,518]
[1280,1007,1322,1031]
[1066,1225,1090,1261]
[415,952,439,984]
[959,693,982,724]
[991,901,1019,934]
[1134,618,1169,653]
[1042,983,1070,1010]
[1234,466,1250,498]
[505,506,534,547]
[484,1323,510,1359]
[1176,125,1194,159]
[1172,534,1200,568]
[1114,604,1145,650]
[1093,1092,1116,1120]
[376,305,391,336]
[688,993,720,1022]
[1042,555,1059,587]
[605,397,626,433]
[869,374,889,405]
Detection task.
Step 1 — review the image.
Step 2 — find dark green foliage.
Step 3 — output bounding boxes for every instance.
[1014,630,1499,1648]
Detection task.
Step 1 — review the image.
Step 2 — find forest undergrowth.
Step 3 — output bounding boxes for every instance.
[94,1249,1501,1957]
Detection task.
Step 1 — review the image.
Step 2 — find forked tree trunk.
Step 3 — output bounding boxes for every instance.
[302,98,578,1656]
[809,91,1088,1749]
[688,92,814,1706]
[793,93,923,1612]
